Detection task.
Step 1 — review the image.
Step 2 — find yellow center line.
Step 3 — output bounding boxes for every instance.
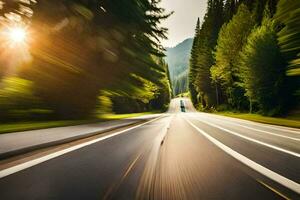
[122,152,144,179]
[256,179,291,200]
[103,151,144,200]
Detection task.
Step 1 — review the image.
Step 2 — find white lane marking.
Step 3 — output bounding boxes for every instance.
[198,112,300,135]
[195,114,300,141]
[0,115,167,179]
[190,116,300,158]
[184,117,300,194]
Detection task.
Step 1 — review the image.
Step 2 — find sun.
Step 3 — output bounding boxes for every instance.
[0,24,32,66]
[8,27,27,43]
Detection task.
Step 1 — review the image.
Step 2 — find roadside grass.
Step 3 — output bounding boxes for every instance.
[98,111,159,120]
[216,112,300,128]
[0,111,159,134]
[0,120,89,134]
[0,120,91,134]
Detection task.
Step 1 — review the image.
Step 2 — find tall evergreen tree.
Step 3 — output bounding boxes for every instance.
[224,0,237,22]
[237,0,256,10]
[190,0,224,108]
[187,0,298,115]
[189,18,201,105]
[2,0,172,119]
[211,4,255,109]
[240,18,290,115]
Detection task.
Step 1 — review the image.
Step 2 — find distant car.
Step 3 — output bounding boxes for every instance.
[180,100,185,112]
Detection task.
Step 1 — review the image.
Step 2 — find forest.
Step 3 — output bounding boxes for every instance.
[0,0,172,122]
[165,38,193,96]
[189,0,300,116]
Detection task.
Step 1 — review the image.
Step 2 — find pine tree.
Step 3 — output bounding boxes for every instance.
[224,0,237,23]
[240,18,290,115]
[211,4,255,109]
[253,0,278,24]
[189,0,224,108]
[22,0,172,118]
[189,18,201,105]
[237,0,256,10]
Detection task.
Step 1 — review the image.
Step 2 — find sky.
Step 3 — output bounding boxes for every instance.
[160,0,208,47]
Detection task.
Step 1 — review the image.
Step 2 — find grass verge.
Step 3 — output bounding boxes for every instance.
[0,112,159,134]
[0,120,88,134]
[216,112,300,128]
[98,111,159,120]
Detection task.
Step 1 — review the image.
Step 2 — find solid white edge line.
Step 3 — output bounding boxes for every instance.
[184,117,300,194]
[0,115,167,179]
[190,115,300,158]
[195,113,300,141]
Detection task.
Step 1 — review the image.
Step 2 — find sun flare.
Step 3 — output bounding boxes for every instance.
[8,27,27,43]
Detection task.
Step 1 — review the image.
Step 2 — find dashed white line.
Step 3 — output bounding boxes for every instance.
[191,116,300,158]
[198,113,300,135]
[196,114,300,141]
[184,117,300,194]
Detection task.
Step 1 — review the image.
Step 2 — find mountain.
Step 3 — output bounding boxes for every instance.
[165,38,193,95]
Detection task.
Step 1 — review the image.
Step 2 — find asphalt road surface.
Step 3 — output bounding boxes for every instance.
[0,98,299,199]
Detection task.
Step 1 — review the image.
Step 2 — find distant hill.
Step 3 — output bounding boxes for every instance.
[165,38,193,95]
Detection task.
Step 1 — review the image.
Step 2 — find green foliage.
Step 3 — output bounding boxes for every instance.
[189,0,224,108]
[0,77,38,109]
[148,57,172,111]
[240,19,290,115]
[223,0,237,22]
[194,44,215,107]
[275,0,300,76]
[165,38,193,95]
[0,0,172,120]
[189,18,201,105]
[173,70,188,95]
[0,77,49,120]
[212,4,254,85]
[211,4,255,109]
[188,0,298,116]
[97,94,113,114]
[252,0,279,24]
[217,112,300,128]
[101,56,171,114]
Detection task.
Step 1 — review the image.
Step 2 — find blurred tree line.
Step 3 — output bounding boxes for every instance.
[0,0,172,121]
[173,70,188,95]
[189,0,299,116]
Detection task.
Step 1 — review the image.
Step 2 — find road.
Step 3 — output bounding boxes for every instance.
[0,114,161,159]
[0,98,299,199]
